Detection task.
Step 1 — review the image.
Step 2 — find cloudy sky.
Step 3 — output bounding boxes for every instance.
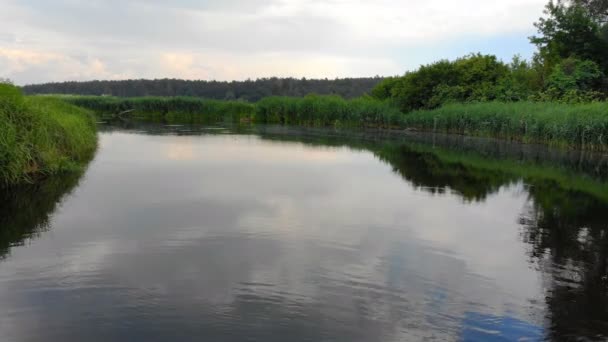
[1,0,548,85]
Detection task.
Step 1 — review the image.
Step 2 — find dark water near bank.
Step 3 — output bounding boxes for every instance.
[1,124,608,341]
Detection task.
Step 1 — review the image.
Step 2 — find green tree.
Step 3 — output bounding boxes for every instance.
[370,77,400,100]
[382,54,509,112]
[544,57,605,101]
[531,1,608,74]
[571,0,608,22]
[497,55,543,101]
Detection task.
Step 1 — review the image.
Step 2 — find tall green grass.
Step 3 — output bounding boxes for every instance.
[254,95,403,127]
[61,96,256,123]
[0,85,97,185]
[62,94,403,128]
[58,93,608,151]
[403,101,608,150]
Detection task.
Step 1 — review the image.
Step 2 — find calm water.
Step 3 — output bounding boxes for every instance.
[1,124,607,341]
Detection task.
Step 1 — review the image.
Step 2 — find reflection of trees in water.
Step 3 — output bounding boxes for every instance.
[375,145,515,202]
[520,183,608,340]
[0,172,84,259]
[17,123,608,338]
[149,124,608,339]
[376,143,608,339]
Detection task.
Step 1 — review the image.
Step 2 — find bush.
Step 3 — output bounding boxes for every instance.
[374,54,511,112]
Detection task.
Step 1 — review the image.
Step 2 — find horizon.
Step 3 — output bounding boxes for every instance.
[2,0,546,86]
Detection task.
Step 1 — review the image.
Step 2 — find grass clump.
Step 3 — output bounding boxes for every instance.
[0,84,97,185]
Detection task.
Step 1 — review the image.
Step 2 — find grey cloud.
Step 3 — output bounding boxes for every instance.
[1,0,545,83]
[9,0,354,55]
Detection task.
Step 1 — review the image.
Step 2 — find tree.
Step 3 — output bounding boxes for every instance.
[531,1,608,74]
[22,78,385,101]
[571,0,608,22]
[496,55,543,101]
[382,54,509,112]
[370,77,400,100]
[544,57,605,101]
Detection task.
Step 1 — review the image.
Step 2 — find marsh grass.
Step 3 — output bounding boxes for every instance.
[58,93,608,151]
[254,95,403,128]
[62,94,402,128]
[0,85,97,185]
[404,101,608,150]
[61,96,256,124]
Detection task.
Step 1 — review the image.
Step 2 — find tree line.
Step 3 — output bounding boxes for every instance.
[22,77,384,102]
[19,0,608,113]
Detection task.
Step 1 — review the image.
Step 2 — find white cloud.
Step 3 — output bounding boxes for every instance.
[0,48,133,84]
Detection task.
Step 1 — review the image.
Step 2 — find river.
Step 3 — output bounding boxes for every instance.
[1,123,607,341]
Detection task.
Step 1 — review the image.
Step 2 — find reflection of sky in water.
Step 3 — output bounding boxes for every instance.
[462,312,543,341]
[0,131,546,341]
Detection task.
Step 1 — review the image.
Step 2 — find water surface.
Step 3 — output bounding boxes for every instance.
[1,124,607,341]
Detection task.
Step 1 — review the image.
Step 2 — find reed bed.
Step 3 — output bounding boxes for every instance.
[404,101,608,150]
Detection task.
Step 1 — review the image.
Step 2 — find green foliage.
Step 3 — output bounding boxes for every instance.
[531,1,608,74]
[0,84,97,185]
[390,59,457,111]
[571,0,608,22]
[548,57,604,91]
[62,96,256,124]
[371,1,608,109]
[67,94,403,128]
[403,101,608,150]
[23,77,384,101]
[254,95,403,128]
[370,77,400,100]
[373,54,510,112]
[531,57,606,102]
[60,91,608,151]
[496,56,544,101]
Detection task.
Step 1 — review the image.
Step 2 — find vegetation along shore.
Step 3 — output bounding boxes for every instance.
[2,0,607,190]
[0,84,97,186]
[38,0,608,151]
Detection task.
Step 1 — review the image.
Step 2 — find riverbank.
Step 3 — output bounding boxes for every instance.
[58,94,608,151]
[404,101,608,151]
[250,125,608,203]
[59,95,401,127]
[0,85,97,186]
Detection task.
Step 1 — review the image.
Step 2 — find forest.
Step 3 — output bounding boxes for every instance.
[22,77,383,101]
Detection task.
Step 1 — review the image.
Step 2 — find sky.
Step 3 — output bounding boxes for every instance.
[0,0,548,85]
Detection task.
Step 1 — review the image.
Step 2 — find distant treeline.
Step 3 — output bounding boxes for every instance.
[22,77,384,101]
